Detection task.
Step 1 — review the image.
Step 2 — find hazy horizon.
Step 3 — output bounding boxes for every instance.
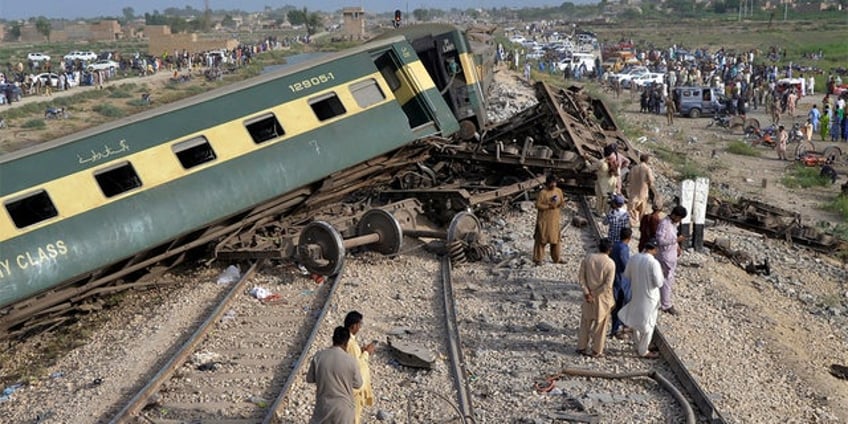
[0,0,584,20]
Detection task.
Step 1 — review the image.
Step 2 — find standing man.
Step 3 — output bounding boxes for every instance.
[604,194,629,244]
[307,327,363,424]
[609,228,632,339]
[638,203,663,253]
[656,206,687,315]
[618,240,664,359]
[533,175,566,266]
[627,154,655,226]
[576,238,616,358]
[665,95,676,126]
[777,125,788,161]
[809,105,821,133]
[344,311,375,424]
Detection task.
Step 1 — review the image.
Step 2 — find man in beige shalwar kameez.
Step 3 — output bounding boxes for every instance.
[627,154,655,226]
[533,175,566,265]
[344,311,375,424]
[576,238,616,358]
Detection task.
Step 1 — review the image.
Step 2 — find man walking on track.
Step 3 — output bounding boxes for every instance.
[619,240,664,359]
[307,327,362,424]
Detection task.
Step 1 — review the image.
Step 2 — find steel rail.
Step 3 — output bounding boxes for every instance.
[440,255,476,423]
[575,194,727,424]
[263,265,346,424]
[109,260,264,423]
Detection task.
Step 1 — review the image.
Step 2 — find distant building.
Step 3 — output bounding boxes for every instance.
[145,25,238,55]
[342,7,366,40]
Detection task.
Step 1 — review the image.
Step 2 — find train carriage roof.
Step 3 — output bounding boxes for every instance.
[0,35,411,164]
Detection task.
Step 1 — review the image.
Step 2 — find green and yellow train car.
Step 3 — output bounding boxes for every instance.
[377,24,490,139]
[0,36,459,313]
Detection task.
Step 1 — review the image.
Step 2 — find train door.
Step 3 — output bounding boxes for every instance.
[373,49,438,134]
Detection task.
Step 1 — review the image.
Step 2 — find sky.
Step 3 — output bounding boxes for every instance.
[0,0,576,20]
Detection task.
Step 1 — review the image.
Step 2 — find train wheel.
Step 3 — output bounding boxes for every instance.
[794,141,815,159]
[823,146,843,164]
[297,221,345,276]
[459,120,478,140]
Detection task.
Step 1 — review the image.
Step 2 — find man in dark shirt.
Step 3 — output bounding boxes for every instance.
[638,203,663,253]
[610,227,632,338]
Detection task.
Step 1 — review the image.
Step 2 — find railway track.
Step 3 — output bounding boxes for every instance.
[575,194,726,423]
[110,260,345,423]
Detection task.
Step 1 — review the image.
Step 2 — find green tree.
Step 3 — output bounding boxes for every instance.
[9,22,22,40]
[287,8,307,26]
[34,17,51,42]
[412,8,430,21]
[305,12,322,35]
[122,7,135,22]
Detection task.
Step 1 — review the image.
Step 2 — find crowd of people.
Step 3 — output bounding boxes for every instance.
[0,36,289,104]
[534,143,689,360]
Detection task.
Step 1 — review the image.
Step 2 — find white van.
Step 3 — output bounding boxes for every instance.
[557,53,596,73]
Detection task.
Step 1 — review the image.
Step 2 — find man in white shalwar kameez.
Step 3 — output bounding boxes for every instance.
[618,240,664,359]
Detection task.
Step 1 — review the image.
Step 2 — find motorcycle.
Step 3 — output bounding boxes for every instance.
[44,107,67,120]
[745,124,778,147]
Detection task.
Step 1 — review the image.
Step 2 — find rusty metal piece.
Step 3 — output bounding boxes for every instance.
[706,197,847,253]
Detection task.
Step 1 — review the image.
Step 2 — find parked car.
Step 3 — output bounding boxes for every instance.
[34,73,61,87]
[0,83,23,104]
[64,51,98,62]
[672,86,728,118]
[629,72,665,89]
[27,52,51,62]
[87,60,119,72]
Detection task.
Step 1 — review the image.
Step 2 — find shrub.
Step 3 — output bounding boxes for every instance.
[92,104,125,118]
[21,119,45,129]
[726,141,759,157]
[826,195,848,220]
[781,165,830,188]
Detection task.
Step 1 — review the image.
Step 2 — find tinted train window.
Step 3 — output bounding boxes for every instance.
[95,162,142,198]
[309,93,346,121]
[173,136,217,169]
[374,52,401,91]
[4,190,58,229]
[245,113,285,144]
[350,79,385,109]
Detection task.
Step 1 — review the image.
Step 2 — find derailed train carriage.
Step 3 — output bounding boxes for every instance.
[375,23,494,139]
[0,35,461,334]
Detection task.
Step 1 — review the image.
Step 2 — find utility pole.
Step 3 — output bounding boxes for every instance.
[784,0,788,21]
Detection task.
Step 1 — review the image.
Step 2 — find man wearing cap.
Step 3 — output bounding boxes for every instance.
[604,194,630,244]
[618,239,664,359]
[656,205,688,315]
[533,175,566,265]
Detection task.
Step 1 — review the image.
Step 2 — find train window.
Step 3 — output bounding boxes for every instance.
[350,79,385,109]
[309,93,346,121]
[374,52,401,91]
[4,190,58,229]
[94,162,143,198]
[245,113,285,144]
[173,136,217,169]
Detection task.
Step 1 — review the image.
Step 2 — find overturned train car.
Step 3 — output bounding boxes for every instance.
[0,36,460,332]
